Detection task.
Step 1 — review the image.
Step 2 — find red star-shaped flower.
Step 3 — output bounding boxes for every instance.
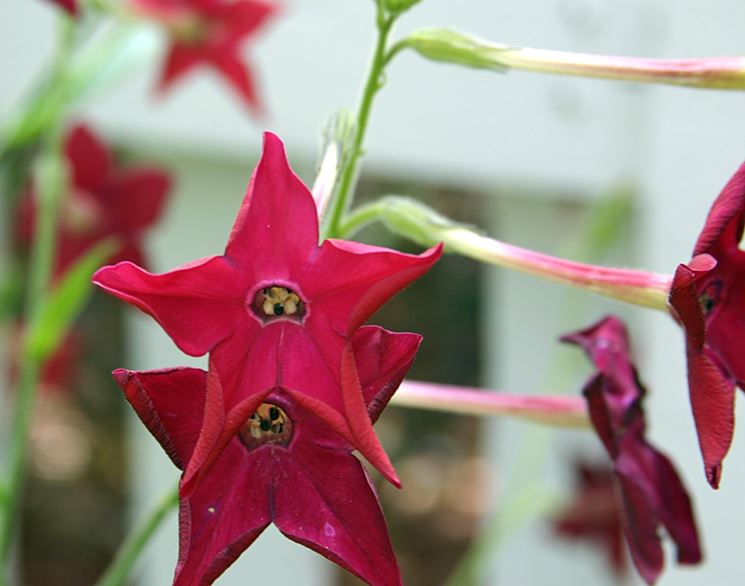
[553,461,627,579]
[93,132,441,490]
[562,316,702,585]
[18,124,171,279]
[668,162,745,488]
[46,0,79,16]
[131,0,276,112]
[114,326,418,586]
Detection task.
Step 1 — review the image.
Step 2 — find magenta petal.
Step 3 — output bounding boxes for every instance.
[92,258,248,356]
[174,388,400,586]
[108,169,171,234]
[207,49,262,112]
[275,450,401,586]
[225,132,317,268]
[216,0,276,48]
[48,0,79,16]
[174,440,271,586]
[581,373,619,458]
[113,367,206,469]
[353,326,422,422]
[66,124,111,194]
[643,448,702,565]
[614,451,664,586]
[669,256,717,350]
[693,161,745,255]
[686,347,736,488]
[158,43,203,93]
[309,240,443,333]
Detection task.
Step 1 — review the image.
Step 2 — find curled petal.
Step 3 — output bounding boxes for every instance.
[693,161,745,255]
[686,347,736,489]
[668,255,717,350]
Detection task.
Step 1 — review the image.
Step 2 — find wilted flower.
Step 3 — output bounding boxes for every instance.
[562,316,702,585]
[553,461,627,579]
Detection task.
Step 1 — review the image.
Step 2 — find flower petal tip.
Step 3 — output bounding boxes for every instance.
[706,464,722,489]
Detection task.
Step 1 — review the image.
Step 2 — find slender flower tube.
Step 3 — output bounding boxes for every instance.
[399,28,745,90]
[346,196,671,310]
[392,380,589,428]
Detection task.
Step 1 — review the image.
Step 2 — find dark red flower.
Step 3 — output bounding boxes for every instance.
[7,324,81,393]
[114,325,418,586]
[562,316,702,585]
[668,162,745,488]
[18,124,171,279]
[46,0,79,16]
[93,132,441,490]
[131,0,277,112]
[553,461,626,579]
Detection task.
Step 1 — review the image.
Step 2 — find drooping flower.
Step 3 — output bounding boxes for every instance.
[130,0,277,112]
[114,326,419,586]
[18,124,171,279]
[668,162,745,488]
[562,316,702,585]
[46,0,79,16]
[552,461,627,579]
[93,132,441,489]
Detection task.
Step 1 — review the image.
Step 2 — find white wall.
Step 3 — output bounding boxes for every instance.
[4,0,745,585]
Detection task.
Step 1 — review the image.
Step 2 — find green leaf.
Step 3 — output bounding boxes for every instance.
[25,238,118,362]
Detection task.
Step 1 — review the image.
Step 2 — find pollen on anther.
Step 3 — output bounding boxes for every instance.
[252,285,304,321]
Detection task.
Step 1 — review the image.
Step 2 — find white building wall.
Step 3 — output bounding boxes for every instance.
[3,1,745,584]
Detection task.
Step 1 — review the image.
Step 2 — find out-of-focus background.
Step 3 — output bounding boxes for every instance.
[3,0,745,584]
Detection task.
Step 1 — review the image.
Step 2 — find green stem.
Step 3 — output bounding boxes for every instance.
[0,124,65,569]
[322,5,397,239]
[95,483,179,586]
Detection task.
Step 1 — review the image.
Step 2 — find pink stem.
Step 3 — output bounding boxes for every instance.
[392,380,590,429]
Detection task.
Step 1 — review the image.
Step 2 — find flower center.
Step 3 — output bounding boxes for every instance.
[251,286,305,321]
[699,279,723,316]
[238,403,293,449]
[165,13,210,45]
[61,190,103,236]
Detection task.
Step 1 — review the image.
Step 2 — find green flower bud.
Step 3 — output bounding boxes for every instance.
[403,28,508,72]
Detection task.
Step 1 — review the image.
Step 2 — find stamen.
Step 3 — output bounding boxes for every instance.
[238,403,293,449]
[251,286,305,322]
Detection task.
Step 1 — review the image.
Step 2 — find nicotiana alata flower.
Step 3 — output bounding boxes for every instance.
[94,133,441,490]
[563,316,702,585]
